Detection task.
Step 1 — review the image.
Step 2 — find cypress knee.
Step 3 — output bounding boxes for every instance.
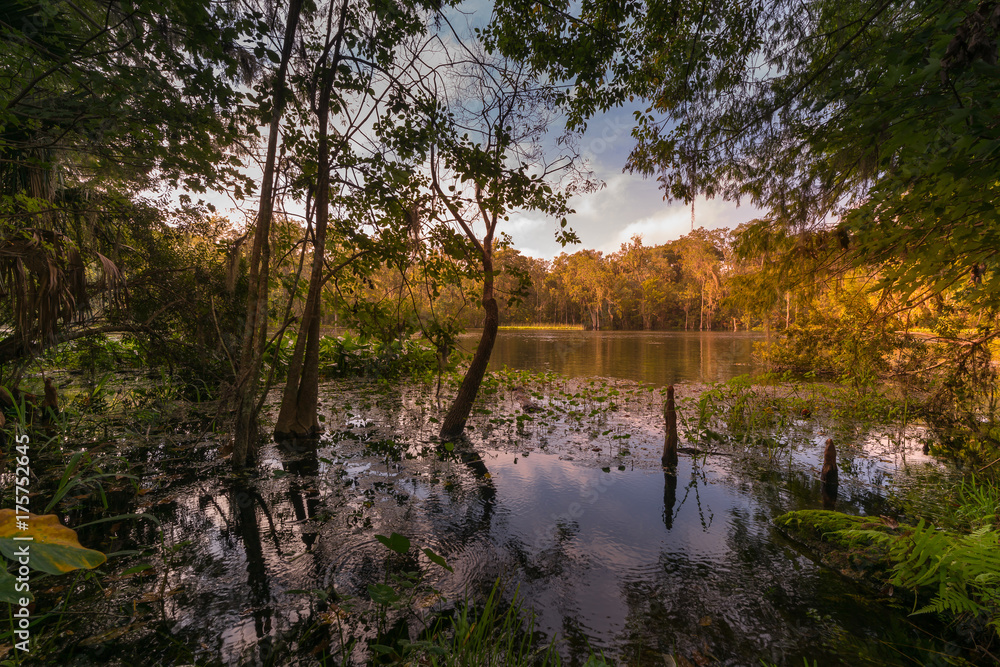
[662,385,678,468]
[820,438,838,485]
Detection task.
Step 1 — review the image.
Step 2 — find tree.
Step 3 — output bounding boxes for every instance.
[0,0,259,372]
[232,0,304,466]
[568,249,610,330]
[406,37,588,440]
[272,0,464,441]
[485,0,1000,313]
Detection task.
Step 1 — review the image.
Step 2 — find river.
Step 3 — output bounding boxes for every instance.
[481,330,761,385]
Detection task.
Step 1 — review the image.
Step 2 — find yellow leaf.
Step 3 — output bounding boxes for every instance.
[0,510,106,575]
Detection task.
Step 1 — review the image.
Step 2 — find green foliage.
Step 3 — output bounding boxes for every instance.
[693,374,788,447]
[775,510,891,550]
[488,0,1000,315]
[417,581,585,667]
[762,296,905,386]
[0,0,260,371]
[39,336,142,377]
[953,478,1000,531]
[0,0,259,195]
[924,338,1000,464]
[841,520,1000,636]
[267,332,446,381]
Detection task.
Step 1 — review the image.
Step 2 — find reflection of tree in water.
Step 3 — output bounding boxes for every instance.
[663,472,677,530]
[489,332,759,385]
[662,461,713,532]
[277,438,322,551]
[614,522,825,663]
[227,480,279,645]
[559,613,605,666]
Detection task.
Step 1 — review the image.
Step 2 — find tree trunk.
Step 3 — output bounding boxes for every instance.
[440,252,498,440]
[699,283,705,331]
[232,0,303,468]
[274,62,336,441]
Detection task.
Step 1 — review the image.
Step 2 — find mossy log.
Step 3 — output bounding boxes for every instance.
[773,510,899,585]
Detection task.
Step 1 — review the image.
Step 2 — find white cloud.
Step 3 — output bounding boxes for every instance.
[601,196,760,252]
[509,171,761,260]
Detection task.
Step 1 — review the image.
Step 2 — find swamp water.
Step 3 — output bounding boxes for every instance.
[18,333,976,665]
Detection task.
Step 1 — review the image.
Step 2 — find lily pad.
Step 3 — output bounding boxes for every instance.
[0,510,106,575]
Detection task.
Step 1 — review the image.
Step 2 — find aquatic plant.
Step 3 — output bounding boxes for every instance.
[778,509,1000,651]
[953,478,1000,531]
[842,519,1000,638]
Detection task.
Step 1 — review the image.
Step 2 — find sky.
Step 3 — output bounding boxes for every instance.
[188,4,764,262]
[508,106,763,260]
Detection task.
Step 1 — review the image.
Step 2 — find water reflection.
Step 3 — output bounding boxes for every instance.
[277,438,321,550]
[58,374,973,665]
[478,330,761,385]
[663,472,677,530]
[228,480,273,644]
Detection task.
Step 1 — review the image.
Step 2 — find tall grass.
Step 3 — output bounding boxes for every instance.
[410,580,608,667]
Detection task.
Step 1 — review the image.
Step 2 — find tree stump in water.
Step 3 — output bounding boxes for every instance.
[662,385,678,468]
[820,438,838,484]
[821,438,838,508]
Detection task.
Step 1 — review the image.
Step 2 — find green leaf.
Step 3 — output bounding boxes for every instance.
[0,510,106,575]
[120,563,153,576]
[375,532,410,555]
[422,547,453,573]
[0,559,32,604]
[368,583,400,605]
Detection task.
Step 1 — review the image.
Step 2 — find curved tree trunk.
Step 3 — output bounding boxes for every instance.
[440,254,498,440]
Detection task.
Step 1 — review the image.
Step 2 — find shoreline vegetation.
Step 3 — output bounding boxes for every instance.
[497,324,586,330]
